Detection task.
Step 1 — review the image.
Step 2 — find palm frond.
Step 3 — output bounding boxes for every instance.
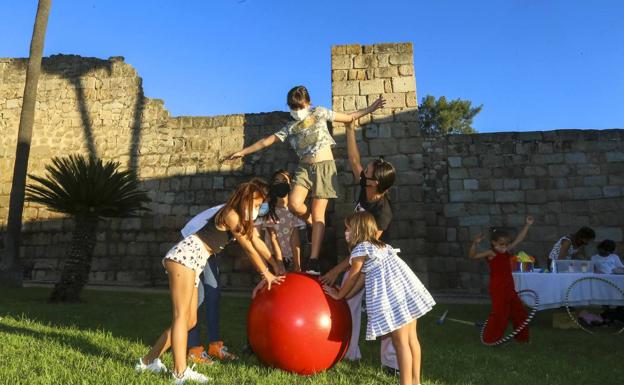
[26,154,151,218]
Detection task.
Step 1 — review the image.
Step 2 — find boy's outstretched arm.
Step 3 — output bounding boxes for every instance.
[226,134,279,161]
[333,96,386,123]
[509,216,534,250]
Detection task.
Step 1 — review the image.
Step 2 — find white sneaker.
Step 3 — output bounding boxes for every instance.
[135,357,167,373]
[172,364,210,384]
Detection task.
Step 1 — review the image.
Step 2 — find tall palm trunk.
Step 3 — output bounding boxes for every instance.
[49,216,99,303]
[1,0,51,288]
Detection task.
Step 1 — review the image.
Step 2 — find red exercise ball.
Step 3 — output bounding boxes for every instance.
[247,272,352,375]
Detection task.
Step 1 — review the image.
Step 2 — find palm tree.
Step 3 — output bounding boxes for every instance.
[1,0,51,288]
[26,154,151,302]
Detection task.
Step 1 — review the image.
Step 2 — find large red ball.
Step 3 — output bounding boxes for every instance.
[247,272,352,375]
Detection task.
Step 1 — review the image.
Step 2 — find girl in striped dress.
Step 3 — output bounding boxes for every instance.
[324,211,435,385]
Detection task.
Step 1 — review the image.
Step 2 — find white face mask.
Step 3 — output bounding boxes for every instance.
[290,107,310,121]
[245,208,260,221]
[344,231,351,243]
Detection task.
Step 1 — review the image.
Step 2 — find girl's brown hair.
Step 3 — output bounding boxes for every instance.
[215,181,267,240]
[345,211,385,248]
[287,86,310,110]
[371,157,396,195]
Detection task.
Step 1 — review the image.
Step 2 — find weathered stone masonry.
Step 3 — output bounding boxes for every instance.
[2,43,623,293]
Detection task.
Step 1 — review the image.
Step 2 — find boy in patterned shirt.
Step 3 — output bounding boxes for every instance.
[227,86,384,275]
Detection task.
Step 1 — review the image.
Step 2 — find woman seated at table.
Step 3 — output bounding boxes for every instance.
[547,227,595,272]
[591,239,624,274]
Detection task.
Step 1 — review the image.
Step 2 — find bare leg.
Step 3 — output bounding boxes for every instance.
[408,319,421,385]
[309,198,328,260]
[288,184,310,221]
[390,325,413,385]
[142,260,196,375]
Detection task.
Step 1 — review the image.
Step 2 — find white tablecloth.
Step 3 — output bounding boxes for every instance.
[512,273,624,310]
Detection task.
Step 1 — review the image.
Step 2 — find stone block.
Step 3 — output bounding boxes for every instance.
[359,79,384,95]
[572,187,602,200]
[333,81,359,96]
[332,54,352,70]
[449,190,472,202]
[564,152,587,164]
[369,138,398,156]
[495,191,524,203]
[463,179,479,190]
[374,66,398,78]
[459,215,490,226]
[391,77,416,93]
[606,152,624,162]
[603,186,622,197]
[444,203,467,217]
[449,168,468,179]
[447,156,462,168]
[594,227,623,242]
[548,164,570,177]
[382,92,407,108]
[353,54,377,69]
[388,53,413,65]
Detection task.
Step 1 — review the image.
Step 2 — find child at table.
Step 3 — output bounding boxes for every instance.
[548,227,595,272]
[469,216,534,344]
[591,239,624,274]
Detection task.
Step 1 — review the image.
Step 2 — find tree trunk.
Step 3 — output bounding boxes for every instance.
[1,0,51,288]
[49,216,99,303]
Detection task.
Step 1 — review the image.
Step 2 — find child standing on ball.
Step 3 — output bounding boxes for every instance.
[469,216,534,344]
[227,86,385,275]
[324,212,435,385]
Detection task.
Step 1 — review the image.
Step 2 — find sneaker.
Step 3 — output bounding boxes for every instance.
[188,346,214,365]
[207,341,238,361]
[305,258,320,276]
[172,364,210,384]
[135,357,167,373]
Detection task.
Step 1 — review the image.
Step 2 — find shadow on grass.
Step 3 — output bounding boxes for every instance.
[0,320,128,364]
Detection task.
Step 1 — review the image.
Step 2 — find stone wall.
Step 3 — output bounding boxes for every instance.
[422,130,624,293]
[2,44,623,293]
[0,55,298,288]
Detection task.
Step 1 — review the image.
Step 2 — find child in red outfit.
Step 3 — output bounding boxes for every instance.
[469,216,534,344]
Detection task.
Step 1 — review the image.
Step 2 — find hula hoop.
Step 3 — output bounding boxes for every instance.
[479,289,539,346]
[564,276,624,335]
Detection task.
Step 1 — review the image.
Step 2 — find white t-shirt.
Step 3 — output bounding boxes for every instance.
[590,253,624,274]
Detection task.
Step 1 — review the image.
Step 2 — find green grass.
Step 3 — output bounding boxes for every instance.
[0,287,620,385]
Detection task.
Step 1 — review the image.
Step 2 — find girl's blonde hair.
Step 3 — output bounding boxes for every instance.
[345,211,385,248]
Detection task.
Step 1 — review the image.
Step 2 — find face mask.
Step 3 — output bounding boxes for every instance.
[272,182,290,198]
[258,202,269,217]
[290,107,310,121]
[245,208,260,221]
[345,231,351,243]
[494,246,507,254]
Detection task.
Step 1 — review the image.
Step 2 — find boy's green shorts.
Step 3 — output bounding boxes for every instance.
[292,160,338,199]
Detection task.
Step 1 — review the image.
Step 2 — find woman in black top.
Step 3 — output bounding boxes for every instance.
[321,120,396,283]
[320,121,397,365]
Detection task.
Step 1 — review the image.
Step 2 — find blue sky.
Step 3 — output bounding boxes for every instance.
[2,0,623,132]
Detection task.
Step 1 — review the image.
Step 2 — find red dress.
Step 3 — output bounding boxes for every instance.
[482,251,529,343]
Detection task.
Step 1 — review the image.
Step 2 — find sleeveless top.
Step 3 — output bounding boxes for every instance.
[194,215,234,253]
[487,251,514,288]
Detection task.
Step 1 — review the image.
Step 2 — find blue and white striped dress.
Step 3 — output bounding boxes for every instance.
[350,241,436,340]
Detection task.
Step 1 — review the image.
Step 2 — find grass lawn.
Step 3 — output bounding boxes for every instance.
[0,287,620,385]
